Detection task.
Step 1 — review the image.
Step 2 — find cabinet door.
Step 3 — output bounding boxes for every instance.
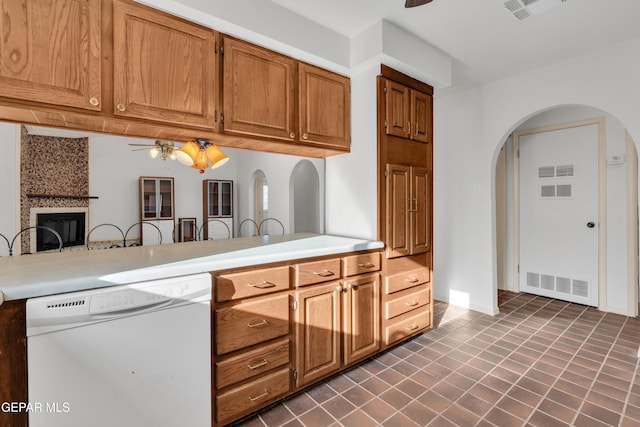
[141,178,159,220]
[158,178,174,219]
[411,90,431,143]
[384,79,410,139]
[343,274,380,365]
[411,167,430,254]
[0,0,101,111]
[298,63,350,150]
[223,37,296,141]
[386,164,411,258]
[113,0,216,128]
[295,282,341,387]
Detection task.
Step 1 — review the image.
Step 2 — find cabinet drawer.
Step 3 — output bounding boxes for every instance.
[294,258,341,287]
[385,284,430,320]
[385,267,430,294]
[384,305,431,346]
[216,266,290,302]
[216,367,290,424]
[343,252,381,277]
[216,294,290,355]
[216,338,290,389]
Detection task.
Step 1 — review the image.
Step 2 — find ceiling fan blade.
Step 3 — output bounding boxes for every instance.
[131,148,151,152]
[128,143,155,147]
[405,0,433,8]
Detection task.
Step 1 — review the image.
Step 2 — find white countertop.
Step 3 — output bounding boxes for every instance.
[0,233,383,301]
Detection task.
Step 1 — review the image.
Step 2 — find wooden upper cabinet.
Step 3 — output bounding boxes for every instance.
[384,79,410,139]
[411,90,432,143]
[0,0,102,111]
[384,78,431,143]
[298,63,350,150]
[113,0,217,129]
[222,37,296,141]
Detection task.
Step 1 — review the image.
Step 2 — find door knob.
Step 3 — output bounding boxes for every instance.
[587,222,596,228]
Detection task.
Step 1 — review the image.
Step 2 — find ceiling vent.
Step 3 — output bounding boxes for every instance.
[503,0,567,20]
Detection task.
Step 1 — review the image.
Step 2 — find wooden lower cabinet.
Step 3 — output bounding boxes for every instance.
[294,272,380,388]
[0,300,28,427]
[212,248,431,426]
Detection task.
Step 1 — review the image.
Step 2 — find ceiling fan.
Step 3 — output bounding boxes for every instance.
[129,140,177,161]
[405,0,433,7]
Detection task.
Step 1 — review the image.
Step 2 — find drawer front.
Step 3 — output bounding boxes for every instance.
[385,284,430,320]
[216,367,290,424]
[384,305,431,346]
[216,294,290,355]
[295,258,341,287]
[343,252,381,277]
[216,266,290,302]
[216,338,290,389]
[385,267,430,294]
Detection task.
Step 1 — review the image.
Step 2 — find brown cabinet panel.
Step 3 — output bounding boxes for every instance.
[298,62,350,150]
[343,274,380,365]
[294,258,341,287]
[113,0,216,128]
[384,305,431,347]
[384,284,429,320]
[0,0,102,111]
[385,267,430,294]
[343,252,382,277]
[215,293,290,355]
[412,167,431,254]
[216,367,290,425]
[386,164,411,258]
[294,282,342,387]
[384,79,410,138]
[0,300,28,427]
[223,37,296,141]
[411,90,431,143]
[215,338,289,389]
[216,265,290,302]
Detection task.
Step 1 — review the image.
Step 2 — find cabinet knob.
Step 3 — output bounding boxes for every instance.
[116,103,126,112]
[289,132,295,139]
[336,285,343,293]
[302,133,308,140]
[89,97,100,106]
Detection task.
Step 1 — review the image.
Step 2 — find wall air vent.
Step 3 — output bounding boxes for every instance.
[502,0,567,20]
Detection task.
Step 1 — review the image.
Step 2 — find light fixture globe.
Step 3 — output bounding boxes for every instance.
[175,140,200,166]
[205,144,229,169]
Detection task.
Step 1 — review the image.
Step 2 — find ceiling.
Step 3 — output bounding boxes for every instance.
[269,0,640,89]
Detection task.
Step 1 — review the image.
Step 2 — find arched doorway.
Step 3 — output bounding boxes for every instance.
[290,160,320,233]
[495,105,638,316]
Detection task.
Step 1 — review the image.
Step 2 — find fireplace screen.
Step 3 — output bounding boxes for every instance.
[36,212,86,251]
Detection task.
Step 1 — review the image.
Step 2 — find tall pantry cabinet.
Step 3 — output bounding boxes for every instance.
[377,65,434,349]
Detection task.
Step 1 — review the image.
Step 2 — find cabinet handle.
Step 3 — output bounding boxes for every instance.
[405,300,419,307]
[249,390,270,402]
[289,132,295,139]
[347,284,358,291]
[312,269,335,277]
[358,262,376,268]
[247,359,269,370]
[406,324,419,331]
[248,281,276,289]
[406,277,420,283]
[89,97,100,106]
[247,319,268,328]
[302,133,309,140]
[116,103,126,112]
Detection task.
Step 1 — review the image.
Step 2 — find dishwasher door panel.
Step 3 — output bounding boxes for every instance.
[28,301,211,427]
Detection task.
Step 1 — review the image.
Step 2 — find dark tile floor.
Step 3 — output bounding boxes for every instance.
[233,291,640,426]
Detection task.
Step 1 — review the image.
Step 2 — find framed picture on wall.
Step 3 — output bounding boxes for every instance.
[178,218,197,242]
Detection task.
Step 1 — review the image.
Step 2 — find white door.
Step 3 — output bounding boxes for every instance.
[519,124,599,306]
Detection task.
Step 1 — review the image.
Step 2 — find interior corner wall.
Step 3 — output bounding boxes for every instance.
[325,64,378,240]
[0,123,19,256]
[434,36,640,315]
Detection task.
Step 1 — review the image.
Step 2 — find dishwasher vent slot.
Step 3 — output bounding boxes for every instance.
[47,299,87,309]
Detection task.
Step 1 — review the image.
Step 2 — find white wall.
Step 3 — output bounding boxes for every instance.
[0,123,19,256]
[435,37,640,315]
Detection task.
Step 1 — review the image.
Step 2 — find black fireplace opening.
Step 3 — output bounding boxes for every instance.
[36,212,86,251]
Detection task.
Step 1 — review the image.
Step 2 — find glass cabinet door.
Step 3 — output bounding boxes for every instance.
[221,182,232,216]
[142,178,158,219]
[140,177,174,220]
[158,179,173,218]
[206,180,233,218]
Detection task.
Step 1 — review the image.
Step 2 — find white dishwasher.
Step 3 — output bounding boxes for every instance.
[26,273,212,427]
